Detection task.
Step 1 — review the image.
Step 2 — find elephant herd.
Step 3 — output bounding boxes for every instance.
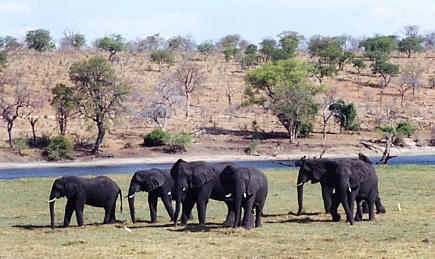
[48,155,386,230]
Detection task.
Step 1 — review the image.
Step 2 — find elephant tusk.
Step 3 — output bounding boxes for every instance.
[294,182,304,187]
[349,187,352,193]
[225,193,232,198]
[47,198,57,203]
[243,192,247,198]
[128,193,136,199]
[332,188,336,194]
[167,192,171,196]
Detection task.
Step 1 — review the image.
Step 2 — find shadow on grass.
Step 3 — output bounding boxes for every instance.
[13,220,127,230]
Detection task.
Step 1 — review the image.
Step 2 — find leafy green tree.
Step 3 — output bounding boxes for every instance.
[396,121,417,137]
[0,50,7,72]
[329,99,359,133]
[46,135,75,161]
[69,57,130,154]
[359,35,398,60]
[272,31,304,61]
[371,58,400,88]
[25,29,55,52]
[244,59,320,142]
[398,36,424,58]
[259,38,277,62]
[197,41,215,60]
[96,34,126,60]
[2,36,21,51]
[51,83,76,135]
[150,49,174,72]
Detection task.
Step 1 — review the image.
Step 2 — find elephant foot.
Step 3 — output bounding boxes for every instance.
[150,220,158,224]
[222,219,235,227]
[354,216,362,222]
[376,206,386,214]
[331,214,341,222]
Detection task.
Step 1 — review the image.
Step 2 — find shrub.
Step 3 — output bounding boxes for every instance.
[298,122,313,138]
[144,127,170,147]
[396,121,417,137]
[246,139,261,155]
[46,135,75,161]
[167,132,191,152]
[12,138,29,155]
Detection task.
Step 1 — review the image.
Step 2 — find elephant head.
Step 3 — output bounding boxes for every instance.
[128,169,169,223]
[220,165,264,227]
[296,158,336,216]
[48,176,82,229]
[170,159,214,226]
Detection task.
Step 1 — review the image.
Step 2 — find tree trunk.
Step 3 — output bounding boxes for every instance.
[92,122,105,155]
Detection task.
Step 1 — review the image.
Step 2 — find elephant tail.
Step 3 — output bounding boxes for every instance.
[118,189,123,214]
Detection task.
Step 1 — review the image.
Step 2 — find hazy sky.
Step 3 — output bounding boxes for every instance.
[1,0,434,45]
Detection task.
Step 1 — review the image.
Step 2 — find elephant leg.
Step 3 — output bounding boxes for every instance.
[330,193,341,222]
[196,197,209,227]
[222,202,235,227]
[106,202,116,224]
[242,200,255,229]
[75,203,85,227]
[340,192,355,225]
[161,194,175,222]
[64,199,75,227]
[148,193,159,223]
[255,201,265,228]
[181,192,196,225]
[375,196,386,214]
[346,191,357,223]
[321,185,332,214]
[354,199,363,221]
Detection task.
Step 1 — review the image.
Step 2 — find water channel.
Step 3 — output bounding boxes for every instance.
[0,154,434,180]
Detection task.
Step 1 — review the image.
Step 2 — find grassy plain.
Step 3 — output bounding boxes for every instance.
[0,165,434,258]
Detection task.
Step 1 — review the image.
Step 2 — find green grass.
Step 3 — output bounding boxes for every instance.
[0,165,434,258]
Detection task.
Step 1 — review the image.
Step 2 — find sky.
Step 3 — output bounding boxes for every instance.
[1,0,435,45]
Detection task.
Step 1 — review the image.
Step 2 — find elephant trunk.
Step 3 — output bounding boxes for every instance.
[297,183,304,216]
[128,195,136,223]
[49,198,56,229]
[233,186,243,227]
[174,194,181,227]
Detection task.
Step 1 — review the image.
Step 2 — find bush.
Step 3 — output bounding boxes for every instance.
[12,138,29,155]
[46,135,75,161]
[144,128,170,147]
[167,132,191,152]
[246,139,261,155]
[396,121,417,137]
[298,122,313,138]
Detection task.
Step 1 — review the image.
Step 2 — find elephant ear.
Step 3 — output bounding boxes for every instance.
[143,169,166,192]
[65,177,81,199]
[312,159,335,182]
[348,160,373,187]
[190,162,215,188]
[246,167,263,196]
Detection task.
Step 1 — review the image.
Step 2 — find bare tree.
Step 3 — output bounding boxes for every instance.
[319,87,338,139]
[135,75,183,130]
[0,78,32,148]
[174,60,205,117]
[20,89,46,143]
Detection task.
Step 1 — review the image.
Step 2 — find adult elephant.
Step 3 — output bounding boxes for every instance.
[220,165,268,229]
[127,169,175,223]
[296,158,380,225]
[48,176,122,229]
[170,159,235,227]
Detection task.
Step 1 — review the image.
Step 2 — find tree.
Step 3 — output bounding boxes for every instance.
[130,34,166,53]
[0,50,7,72]
[371,58,400,108]
[423,31,435,50]
[398,36,424,58]
[174,60,205,117]
[319,87,338,139]
[0,36,21,51]
[51,83,76,135]
[197,41,215,61]
[96,34,126,60]
[25,29,55,52]
[68,57,130,154]
[259,38,277,62]
[244,59,320,142]
[0,81,32,148]
[329,99,359,134]
[359,35,398,60]
[59,30,86,51]
[150,49,174,72]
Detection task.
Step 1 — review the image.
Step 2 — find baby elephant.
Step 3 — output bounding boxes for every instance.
[127,169,175,223]
[48,176,122,229]
[220,165,268,229]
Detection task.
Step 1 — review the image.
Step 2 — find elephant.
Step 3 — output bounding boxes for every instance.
[127,168,175,223]
[48,176,122,229]
[296,158,380,225]
[170,159,235,227]
[220,165,268,229]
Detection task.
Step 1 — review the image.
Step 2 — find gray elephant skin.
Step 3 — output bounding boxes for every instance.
[220,165,268,229]
[170,159,235,227]
[48,176,122,229]
[127,169,175,223]
[296,158,381,225]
